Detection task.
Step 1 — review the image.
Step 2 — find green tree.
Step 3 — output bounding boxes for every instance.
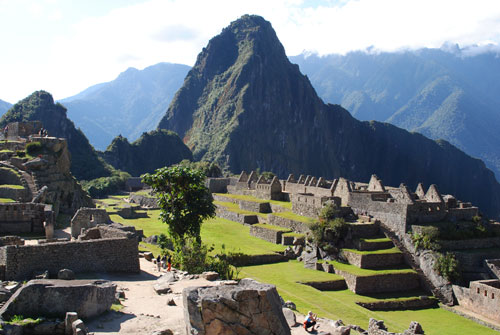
[142,165,216,247]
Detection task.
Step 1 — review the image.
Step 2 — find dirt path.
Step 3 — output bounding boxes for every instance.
[85,258,340,335]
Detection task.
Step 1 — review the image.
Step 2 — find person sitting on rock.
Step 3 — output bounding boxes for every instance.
[303,311,317,332]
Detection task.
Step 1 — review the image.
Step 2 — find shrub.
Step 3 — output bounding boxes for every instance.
[434,252,460,283]
[82,170,131,198]
[319,201,340,221]
[15,150,25,157]
[26,141,42,155]
[308,217,347,246]
[172,239,238,280]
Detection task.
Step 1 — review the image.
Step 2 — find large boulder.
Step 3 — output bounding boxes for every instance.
[0,279,116,319]
[183,278,291,335]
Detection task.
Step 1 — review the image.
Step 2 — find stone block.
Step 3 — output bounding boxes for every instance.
[72,319,87,335]
[0,279,116,319]
[65,312,78,335]
[184,279,290,335]
[58,269,75,280]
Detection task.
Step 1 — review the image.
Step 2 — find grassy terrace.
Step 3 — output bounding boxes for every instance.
[328,260,416,276]
[96,194,496,335]
[214,193,292,209]
[253,223,291,232]
[282,232,305,238]
[270,211,314,223]
[342,247,402,255]
[240,261,495,335]
[0,184,24,189]
[360,237,392,243]
[0,198,15,203]
[214,200,267,218]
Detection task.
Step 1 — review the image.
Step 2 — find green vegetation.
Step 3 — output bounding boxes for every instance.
[111,303,124,312]
[271,211,313,223]
[0,198,15,203]
[143,166,216,247]
[175,159,222,177]
[434,252,460,283]
[0,184,24,189]
[82,170,131,198]
[360,237,392,243]
[282,232,305,238]
[103,130,192,177]
[6,315,42,326]
[342,247,402,255]
[239,261,495,334]
[309,217,348,246]
[328,260,416,277]
[25,141,42,155]
[253,223,291,232]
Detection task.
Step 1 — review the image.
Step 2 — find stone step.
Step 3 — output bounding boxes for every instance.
[341,248,404,269]
[356,237,394,251]
[347,222,381,239]
[327,261,420,294]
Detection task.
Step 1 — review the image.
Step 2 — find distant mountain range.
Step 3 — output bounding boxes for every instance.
[157,14,500,219]
[0,99,11,117]
[60,62,190,150]
[290,49,500,180]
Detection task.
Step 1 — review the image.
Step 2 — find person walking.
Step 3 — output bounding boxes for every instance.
[156,255,161,271]
[167,255,172,272]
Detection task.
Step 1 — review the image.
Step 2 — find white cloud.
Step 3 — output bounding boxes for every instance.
[2,0,500,102]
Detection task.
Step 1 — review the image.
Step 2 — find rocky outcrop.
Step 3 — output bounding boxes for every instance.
[0,279,116,319]
[22,137,94,216]
[183,278,290,335]
[157,15,500,219]
[0,91,110,180]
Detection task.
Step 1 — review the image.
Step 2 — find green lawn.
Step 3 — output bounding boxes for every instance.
[342,247,402,255]
[0,184,24,189]
[240,261,497,335]
[0,198,15,203]
[360,237,392,243]
[329,260,416,276]
[271,211,315,223]
[253,223,291,232]
[201,217,286,255]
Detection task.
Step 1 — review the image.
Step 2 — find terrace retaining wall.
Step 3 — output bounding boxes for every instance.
[267,215,309,234]
[250,225,291,244]
[341,250,403,269]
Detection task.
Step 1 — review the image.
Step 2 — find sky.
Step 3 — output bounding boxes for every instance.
[1,0,500,103]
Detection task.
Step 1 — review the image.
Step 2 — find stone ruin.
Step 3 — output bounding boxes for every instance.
[183,278,291,335]
[71,207,111,239]
[368,318,424,335]
[453,279,500,323]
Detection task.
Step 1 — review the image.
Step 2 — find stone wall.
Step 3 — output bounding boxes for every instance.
[438,237,500,251]
[299,280,347,291]
[239,200,271,213]
[367,319,424,335]
[250,225,291,244]
[341,250,403,269]
[205,178,230,193]
[356,296,437,311]
[335,269,420,294]
[0,202,48,234]
[71,207,111,238]
[216,207,260,225]
[128,193,159,208]
[0,236,139,280]
[453,280,500,323]
[267,214,309,234]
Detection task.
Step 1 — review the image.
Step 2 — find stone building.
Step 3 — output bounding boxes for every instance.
[453,279,500,323]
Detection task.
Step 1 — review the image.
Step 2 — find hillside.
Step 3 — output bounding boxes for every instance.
[290,50,500,180]
[61,62,190,150]
[100,129,192,176]
[0,91,111,180]
[157,14,500,218]
[0,99,11,117]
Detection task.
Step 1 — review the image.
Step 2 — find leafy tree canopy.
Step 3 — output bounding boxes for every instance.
[142,165,216,247]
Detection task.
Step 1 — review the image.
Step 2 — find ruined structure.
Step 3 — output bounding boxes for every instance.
[453,279,500,323]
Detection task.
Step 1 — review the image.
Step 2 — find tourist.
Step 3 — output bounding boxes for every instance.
[167,255,172,272]
[161,255,167,269]
[303,311,317,332]
[156,255,161,271]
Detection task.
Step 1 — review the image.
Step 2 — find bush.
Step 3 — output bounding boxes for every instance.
[26,141,42,155]
[411,226,440,251]
[82,170,131,198]
[172,239,238,280]
[319,201,340,221]
[434,252,460,283]
[308,217,347,246]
